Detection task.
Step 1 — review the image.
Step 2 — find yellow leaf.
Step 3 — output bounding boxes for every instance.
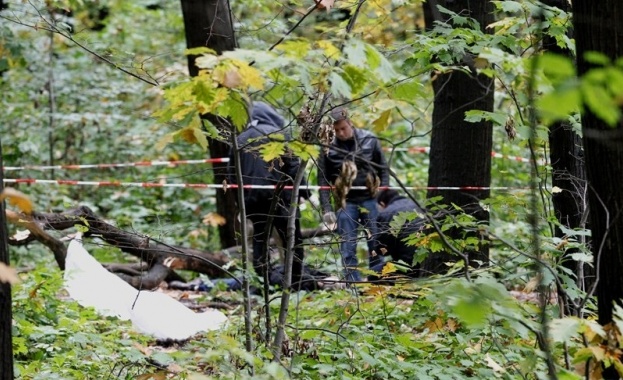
[0,188,33,214]
[381,262,396,276]
[372,109,392,133]
[0,262,20,285]
[316,40,341,59]
[155,133,174,151]
[202,212,227,227]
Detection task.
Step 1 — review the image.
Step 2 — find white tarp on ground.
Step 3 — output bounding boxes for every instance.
[63,238,228,340]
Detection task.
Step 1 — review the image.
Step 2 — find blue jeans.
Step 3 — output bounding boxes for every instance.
[337,198,384,282]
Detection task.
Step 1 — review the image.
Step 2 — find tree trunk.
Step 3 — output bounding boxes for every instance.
[422,0,494,275]
[180,0,239,248]
[573,1,623,378]
[542,0,592,316]
[0,138,15,380]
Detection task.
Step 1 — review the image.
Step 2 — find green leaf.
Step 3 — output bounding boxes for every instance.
[498,1,523,13]
[260,141,286,162]
[289,141,318,161]
[549,317,581,343]
[464,110,507,126]
[540,53,575,83]
[344,39,367,68]
[275,39,311,59]
[583,51,610,66]
[192,78,216,106]
[537,86,581,125]
[452,295,490,328]
[341,64,368,95]
[582,80,620,126]
[185,46,217,56]
[329,72,352,98]
[392,80,423,102]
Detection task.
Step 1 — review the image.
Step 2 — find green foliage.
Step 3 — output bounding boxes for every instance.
[0,0,610,378]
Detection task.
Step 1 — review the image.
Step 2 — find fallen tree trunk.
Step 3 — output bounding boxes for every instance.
[6,205,334,288]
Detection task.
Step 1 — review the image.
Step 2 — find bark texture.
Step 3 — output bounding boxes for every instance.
[180,0,239,248]
[573,1,623,329]
[0,139,14,380]
[422,0,494,275]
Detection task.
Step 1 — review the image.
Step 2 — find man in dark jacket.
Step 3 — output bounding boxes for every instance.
[374,189,426,278]
[231,101,308,288]
[318,106,389,282]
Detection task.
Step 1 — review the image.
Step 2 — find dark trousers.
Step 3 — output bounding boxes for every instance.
[246,204,304,288]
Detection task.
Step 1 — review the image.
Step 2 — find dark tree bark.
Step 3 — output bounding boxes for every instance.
[0,138,15,380]
[573,1,623,377]
[180,0,239,248]
[422,0,494,275]
[542,0,592,315]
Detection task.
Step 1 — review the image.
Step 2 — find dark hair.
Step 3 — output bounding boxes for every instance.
[376,189,401,205]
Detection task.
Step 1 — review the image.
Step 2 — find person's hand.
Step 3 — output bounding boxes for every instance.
[322,211,337,229]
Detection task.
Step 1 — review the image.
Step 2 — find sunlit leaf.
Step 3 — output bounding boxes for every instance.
[316,40,340,59]
[289,141,319,161]
[0,188,33,214]
[274,40,311,59]
[260,141,286,162]
[582,80,620,126]
[202,212,227,227]
[372,109,392,133]
[185,47,217,56]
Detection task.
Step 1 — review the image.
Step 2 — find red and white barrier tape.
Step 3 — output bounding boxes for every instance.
[2,157,230,172]
[2,178,526,191]
[390,147,539,164]
[2,148,539,172]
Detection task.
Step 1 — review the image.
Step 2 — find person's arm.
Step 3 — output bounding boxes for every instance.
[373,138,390,186]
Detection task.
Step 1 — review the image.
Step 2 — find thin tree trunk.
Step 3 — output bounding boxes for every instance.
[0,138,15,380]
[573,1,623,378]
[422,0,494,275]
[180,0,238,248]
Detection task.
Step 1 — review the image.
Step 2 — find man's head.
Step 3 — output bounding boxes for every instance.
[330,106,354,141]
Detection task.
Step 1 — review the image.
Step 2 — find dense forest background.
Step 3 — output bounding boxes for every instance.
[2,0,623,379]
